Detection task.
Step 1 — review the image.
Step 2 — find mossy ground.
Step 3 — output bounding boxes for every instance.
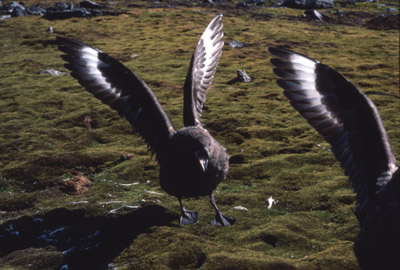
[0,1,399,269]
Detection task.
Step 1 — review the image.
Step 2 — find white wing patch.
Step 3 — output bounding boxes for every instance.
[288,53,318,68]
[279,52,341,129]
[197,15,224,86]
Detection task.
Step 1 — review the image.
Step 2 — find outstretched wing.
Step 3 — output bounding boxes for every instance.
[183,14,224,127]
[57,37,175,159]
[269,47,398,222]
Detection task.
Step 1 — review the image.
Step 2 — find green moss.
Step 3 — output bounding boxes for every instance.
[0,247,63,270]
[0,1,398,269]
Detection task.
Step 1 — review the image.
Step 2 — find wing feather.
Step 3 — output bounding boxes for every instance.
[183,15,224,127]
[57,36,175,160]
[269,47,398,222]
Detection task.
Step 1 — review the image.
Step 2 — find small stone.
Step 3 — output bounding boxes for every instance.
[237,69,251,82]
[228,40,244,48]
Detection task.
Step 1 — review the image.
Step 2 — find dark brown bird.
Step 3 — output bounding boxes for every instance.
[269,47,399,269]
[57,15,235,226]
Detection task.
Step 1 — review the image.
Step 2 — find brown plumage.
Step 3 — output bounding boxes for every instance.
[269,47,399,269]
[57,15,235,226]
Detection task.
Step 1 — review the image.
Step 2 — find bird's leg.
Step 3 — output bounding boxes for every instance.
[178,198,198,225]
[210,193,236,226]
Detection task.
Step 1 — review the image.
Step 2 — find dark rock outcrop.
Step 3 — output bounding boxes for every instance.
[0,1,123,20]
[26,5,46,15]
[281,0,334,9]
[79,0,107,9]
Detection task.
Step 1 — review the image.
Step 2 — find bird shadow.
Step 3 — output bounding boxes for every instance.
[0,205,177,269]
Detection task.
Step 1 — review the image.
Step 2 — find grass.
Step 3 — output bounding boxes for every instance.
[0,0,398,269]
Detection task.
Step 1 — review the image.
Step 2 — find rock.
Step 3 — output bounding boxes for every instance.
[54,2,73,11]
[0,2,27,17]
[6,1,122,20]
[247,0,266,5]
[281,0,334,9]
[79,0,107,9]
[0,1,21,12]
[26,5,46,15]
[43,7,95,20]
[39,69,67,75]
[237,69,251,82]
[43,2,70,18]
[228,40,244,48]
[47,26,53,33]
[11,5,26,17]
[227,70,251,84]
[42,0,123,20]
[61,175,92,195]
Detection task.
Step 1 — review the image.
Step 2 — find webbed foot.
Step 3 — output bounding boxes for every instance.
[211,213,236,226]
[180,207,199,225]
[209,193,236,226]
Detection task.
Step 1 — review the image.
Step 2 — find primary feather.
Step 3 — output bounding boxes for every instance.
[183,14,224,127]
[269,47,399,269]
[57,36,175,159]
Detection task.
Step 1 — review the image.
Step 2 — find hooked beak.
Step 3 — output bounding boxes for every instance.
[195,147,210,173]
